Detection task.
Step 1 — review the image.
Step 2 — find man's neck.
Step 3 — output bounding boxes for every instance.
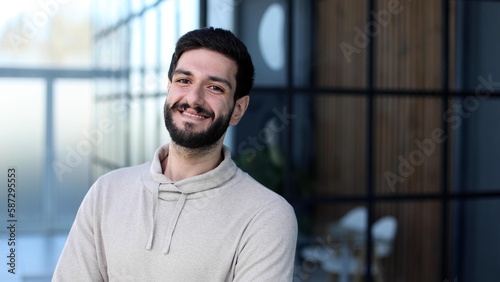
[162,142,224,181]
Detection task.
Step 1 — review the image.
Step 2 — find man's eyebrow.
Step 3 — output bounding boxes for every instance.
[174,69,192,76]
[174,68,233,90]
[208,75,233,91]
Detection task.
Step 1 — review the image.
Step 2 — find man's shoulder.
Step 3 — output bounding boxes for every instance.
[94,161,151,188]
[231,168,294,213]
[230,168,298,238]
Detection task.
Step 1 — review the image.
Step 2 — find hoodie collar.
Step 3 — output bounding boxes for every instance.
[142,144,237,195]
[141,144,237,253]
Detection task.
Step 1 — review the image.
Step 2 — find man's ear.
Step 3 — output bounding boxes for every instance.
[229,95,250,126]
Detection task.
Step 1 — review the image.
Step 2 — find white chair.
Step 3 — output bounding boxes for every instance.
[333,206,368,250]
[299,207,367,281]
[300,243,337,262]
[338,206,368,232]
[321,215,398,282]
[372,216,398,259]
[299,207,368,282]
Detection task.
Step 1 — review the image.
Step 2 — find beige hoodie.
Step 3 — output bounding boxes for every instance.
[53,144,298,281]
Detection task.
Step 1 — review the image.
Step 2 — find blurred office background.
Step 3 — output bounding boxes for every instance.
[1,0,500,281]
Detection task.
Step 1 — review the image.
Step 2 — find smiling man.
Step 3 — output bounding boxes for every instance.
[53,27,298,281]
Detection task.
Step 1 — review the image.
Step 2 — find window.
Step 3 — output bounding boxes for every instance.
[93,0,199,176]
[232,0,500,281]
[0,2,93,279]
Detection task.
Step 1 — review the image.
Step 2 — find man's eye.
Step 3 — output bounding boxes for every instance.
[209,85,223,92]
[177,78,190,84]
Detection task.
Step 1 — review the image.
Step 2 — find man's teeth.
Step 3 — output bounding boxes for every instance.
[183,112,206,119]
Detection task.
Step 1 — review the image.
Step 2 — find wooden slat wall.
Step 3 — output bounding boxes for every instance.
[314,0,368,244]
[315,95,367,197]
[314,0,455,281]
[315,0,368,197]
[316,0,368,88]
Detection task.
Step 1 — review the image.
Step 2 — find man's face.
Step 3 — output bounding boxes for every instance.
[164,48,243,149]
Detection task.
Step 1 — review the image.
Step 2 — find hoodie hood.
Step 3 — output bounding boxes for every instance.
[141,144,237,254]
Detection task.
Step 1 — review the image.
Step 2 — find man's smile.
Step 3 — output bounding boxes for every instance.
[171,102,215,124]
[179,108,210,120]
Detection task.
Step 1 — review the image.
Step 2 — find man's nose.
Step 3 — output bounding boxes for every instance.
[185,84,205,106]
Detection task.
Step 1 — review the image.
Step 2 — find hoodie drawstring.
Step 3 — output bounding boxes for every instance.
[146,185,188,254]
[162,193,187,254]
[146,183,160,250]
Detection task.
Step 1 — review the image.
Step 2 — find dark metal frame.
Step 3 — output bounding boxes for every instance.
[235,0,500,280]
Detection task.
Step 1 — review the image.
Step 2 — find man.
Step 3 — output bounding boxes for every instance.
[53,27,298,281]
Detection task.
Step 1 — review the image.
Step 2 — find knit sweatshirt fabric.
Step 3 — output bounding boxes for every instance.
[53,144,298,281]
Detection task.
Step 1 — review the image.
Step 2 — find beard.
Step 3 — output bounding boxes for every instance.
[164,101,233,150]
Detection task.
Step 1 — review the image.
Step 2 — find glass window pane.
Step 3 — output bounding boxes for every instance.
[160,0,177,68]
[93,98,128,179]
[130,70,143,96]
[144,0,158,6]
[99,36,114,68]
[453,97,500,193]
[109,99,128,166]
[315,0,367,88]
[458,1,500,92]
[179,0,199,34]
[293,0,312,88]
[0,233,67,281]
[453,198,500,281]
[0,2,92,68]
[130,17,143,69]
[374,96,444,195]
[94,100,107,161]
[53,79,94,227]
[238,0,287,87]
[144,9,158,68]
[144,97,162,157]
[109,0,120,25]
[313,94,367,196]
[235,91,314,198]
[109,30,123,69]
[93,0,105,32]
[158,95,171,146]
[374,0,443,90]
[372,201,442,282]
[131,0,144,14]
[291,92,315,198]
[208,0,234,30]
[144,71,160,95]
[234,92,288,194]
[129,99,145,165]
[0,78,45,228]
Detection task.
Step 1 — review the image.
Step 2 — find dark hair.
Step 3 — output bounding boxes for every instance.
[168,27,254,101]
